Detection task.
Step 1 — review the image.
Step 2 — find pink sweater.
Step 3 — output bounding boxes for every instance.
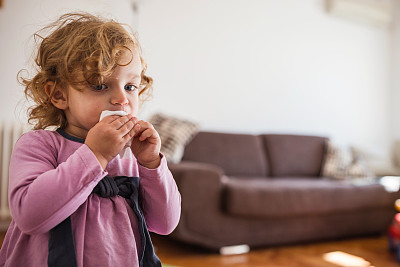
[0,130,181,267]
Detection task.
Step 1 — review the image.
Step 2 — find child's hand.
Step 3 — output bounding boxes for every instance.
[130,120,162,169]
[85,115,136,169]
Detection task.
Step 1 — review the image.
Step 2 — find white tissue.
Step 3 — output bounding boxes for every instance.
[99,110,132,159]
[99,110,128,121]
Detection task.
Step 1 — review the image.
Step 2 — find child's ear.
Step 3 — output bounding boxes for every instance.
[44,81,68,110]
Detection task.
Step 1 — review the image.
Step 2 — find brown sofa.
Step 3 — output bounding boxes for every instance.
[169,132,400,250]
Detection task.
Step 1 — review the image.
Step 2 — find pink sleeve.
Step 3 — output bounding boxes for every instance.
[8,133,107,234]
[138,156,181,235]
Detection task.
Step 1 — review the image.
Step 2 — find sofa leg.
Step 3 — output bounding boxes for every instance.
[219,244,250,255]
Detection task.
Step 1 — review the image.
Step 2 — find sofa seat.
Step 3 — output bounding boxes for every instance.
[225,177,396,218]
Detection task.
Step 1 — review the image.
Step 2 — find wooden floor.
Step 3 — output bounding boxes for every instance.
[1,231,399,266]
[151,234,400,267]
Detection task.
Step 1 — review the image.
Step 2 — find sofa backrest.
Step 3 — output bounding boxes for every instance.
[182,132,268,177]
[261,134,328,177]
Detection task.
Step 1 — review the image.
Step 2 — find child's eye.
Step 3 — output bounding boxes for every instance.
[93,84,107,91]
[124,84,137,91]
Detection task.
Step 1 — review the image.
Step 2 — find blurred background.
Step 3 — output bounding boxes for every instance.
[0,0,398,162]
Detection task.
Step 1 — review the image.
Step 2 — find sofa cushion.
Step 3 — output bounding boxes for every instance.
[224,177,396,218]
[262,134,327,177]
[182,132,268,176]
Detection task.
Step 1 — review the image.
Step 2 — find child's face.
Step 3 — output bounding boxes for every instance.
[64,49,142,139]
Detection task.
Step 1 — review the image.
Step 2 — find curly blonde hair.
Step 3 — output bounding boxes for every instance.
[21,12,153,130]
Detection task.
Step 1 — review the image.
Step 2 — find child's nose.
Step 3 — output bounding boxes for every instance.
[111,88,128,106]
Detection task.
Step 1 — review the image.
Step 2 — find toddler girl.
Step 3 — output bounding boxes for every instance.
[0,12,181,267]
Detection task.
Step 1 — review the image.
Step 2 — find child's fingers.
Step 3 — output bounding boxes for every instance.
[133,123,141,135]
[111,115,133,129]
[138,128,156,141]
[101,114,137,130]
[98,115,127,129]
[123,127,137,143]
[99,115,140,142]
[132,120,160,142]
[118,117,140,141]
[133,121,150,137]
[119,119,135,136]
[99,115,120,124]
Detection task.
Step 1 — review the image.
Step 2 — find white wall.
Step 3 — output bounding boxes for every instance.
[137,0,392,154]
[391,2,400,142]
[0,0,394,156]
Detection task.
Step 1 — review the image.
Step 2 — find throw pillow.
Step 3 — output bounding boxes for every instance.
[149,113,199,164]
[322,141,374,181]
[322,141,353,180]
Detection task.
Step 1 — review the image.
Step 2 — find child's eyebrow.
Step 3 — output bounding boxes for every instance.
[130,74,141,80]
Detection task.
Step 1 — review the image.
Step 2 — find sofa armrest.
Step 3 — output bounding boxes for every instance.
[169,161,226,211]
[169,161,233,247]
